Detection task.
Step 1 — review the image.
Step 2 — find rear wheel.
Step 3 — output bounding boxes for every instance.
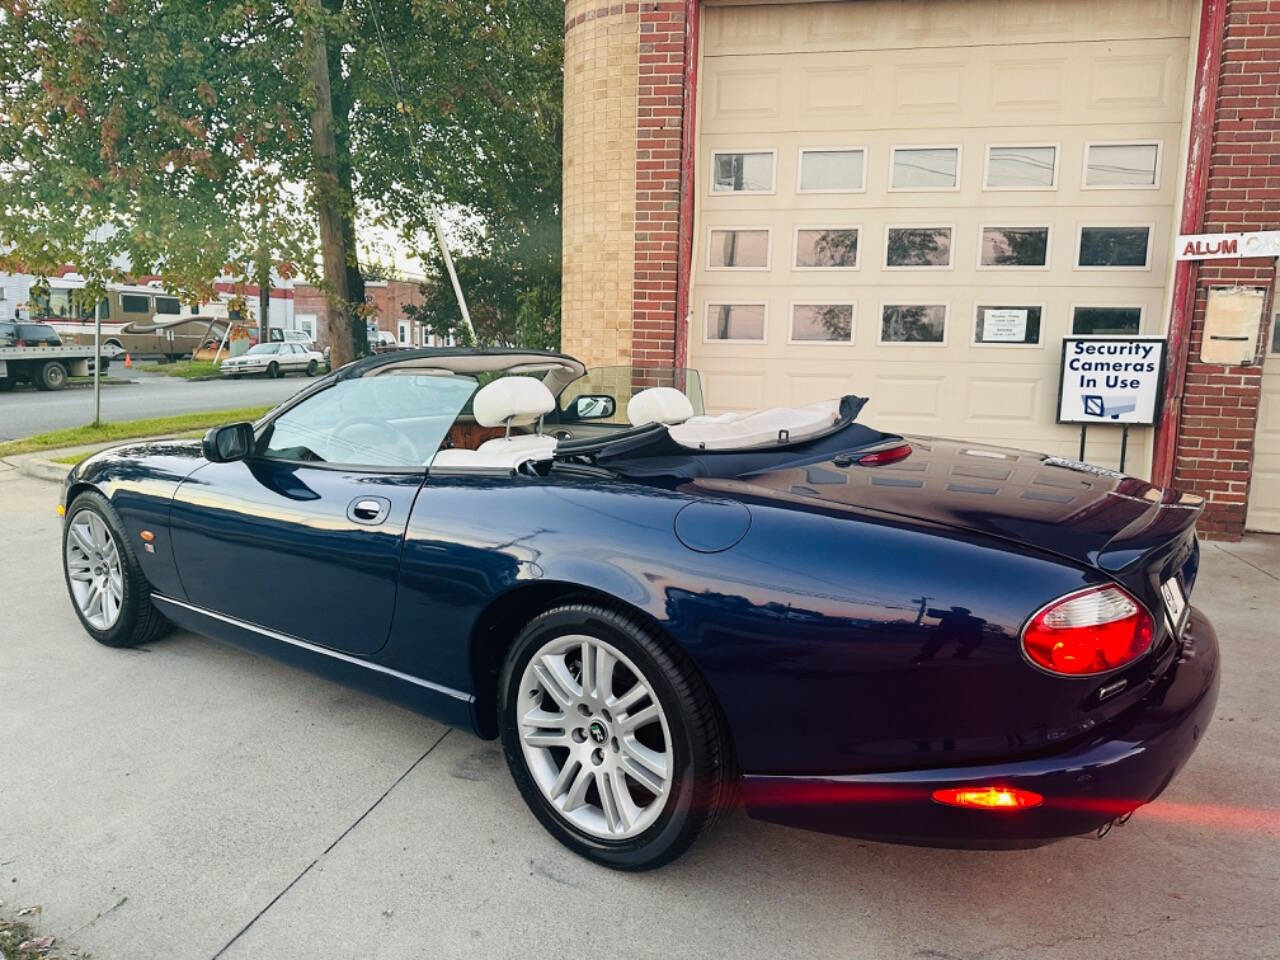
[35,360,68,391]
[499,604,734,870]
[62,491,170,648]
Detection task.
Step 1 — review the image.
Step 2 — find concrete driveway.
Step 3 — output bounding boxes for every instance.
[0,464,1276,960]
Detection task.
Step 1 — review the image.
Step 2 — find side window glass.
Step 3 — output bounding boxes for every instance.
[261,374,478,468]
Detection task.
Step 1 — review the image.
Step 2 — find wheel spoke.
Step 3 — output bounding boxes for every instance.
[547,757,582,801]
[620,737,668,795]
[608,680,648,713]
[597,770,627,833]
[68,563,93,582]
[522,728,569,749]
[579,639,596,698]
[562,763,594,811]
[619,703,659,733]
[611,768,642,826]
[594,645,616,702]
[69,523,95,556]
[532,657,579,709]
[87,513,108,550]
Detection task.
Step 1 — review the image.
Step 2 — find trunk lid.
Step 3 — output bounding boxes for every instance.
[725,436,1203,574]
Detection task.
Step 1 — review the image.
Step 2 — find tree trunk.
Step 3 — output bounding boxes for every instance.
[257,203,271,344]
[306,3,356,367]
[325,7,367,352]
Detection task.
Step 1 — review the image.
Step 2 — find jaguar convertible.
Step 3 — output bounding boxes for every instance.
[59,348,1219,869]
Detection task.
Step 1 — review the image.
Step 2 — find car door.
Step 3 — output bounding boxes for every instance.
[168,370,478,655]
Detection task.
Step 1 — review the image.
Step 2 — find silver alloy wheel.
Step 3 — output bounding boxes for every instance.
[66,511,124,630]
[517,633,673,840]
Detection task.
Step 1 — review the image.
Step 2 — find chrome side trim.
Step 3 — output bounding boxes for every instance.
[151,594,473,704]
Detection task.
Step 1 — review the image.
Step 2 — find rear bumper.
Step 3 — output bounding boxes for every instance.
[742,607,1220,849]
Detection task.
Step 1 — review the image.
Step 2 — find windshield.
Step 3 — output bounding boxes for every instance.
[247,343,281,355]
[32,287,103,320]
[261,373,478,467]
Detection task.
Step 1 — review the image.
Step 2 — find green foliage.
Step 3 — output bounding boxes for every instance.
[0,0,563,348]
[0,1,314,304]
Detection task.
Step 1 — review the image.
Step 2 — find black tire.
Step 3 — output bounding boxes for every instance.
[62,491,171,648]
[498,603,734,870]
[266,361,280,379]
[305,359,318,376]
[0,376,14,392]
[35,360,68,391]
[231,374,242,380]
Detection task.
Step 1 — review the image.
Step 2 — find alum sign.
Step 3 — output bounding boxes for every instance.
[1057,336,1167,425]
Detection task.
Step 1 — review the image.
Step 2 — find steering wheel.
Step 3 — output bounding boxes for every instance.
[331,417,421,465]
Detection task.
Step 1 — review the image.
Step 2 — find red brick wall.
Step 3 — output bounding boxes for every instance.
[1173,0,1280,540]
[294,279,428,349]
[631,1,686,369]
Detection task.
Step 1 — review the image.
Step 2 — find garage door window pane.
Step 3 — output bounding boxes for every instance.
[986,145,1056,189]
[881,304,946,343]
[1072,307,1142,335]
[891,147,958,189]
[712,152,774,193]
[975,305,1042,344]
[1085,143,1159,187]
[120,294,150,313]
[796,228,859,268]
[792,304,853,342]
[1078,227,1150,267]
[706,303,765,341]
[709,229,770,269]
[799,149,865,192]
[981,227,1049,267]
[886,227,952,268]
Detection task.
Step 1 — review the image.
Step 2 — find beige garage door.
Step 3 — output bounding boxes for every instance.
[689,0,1195,472]
[1247,325,1280,532]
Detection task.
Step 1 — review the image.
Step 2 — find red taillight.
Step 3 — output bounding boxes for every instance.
[932,786,1043,810]
[857,443,912,466]
[1021,584,1154,676]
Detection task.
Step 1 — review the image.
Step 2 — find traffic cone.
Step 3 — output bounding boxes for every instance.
[124,353,132,368]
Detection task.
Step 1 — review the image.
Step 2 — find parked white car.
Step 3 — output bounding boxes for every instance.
[221,342,326,379]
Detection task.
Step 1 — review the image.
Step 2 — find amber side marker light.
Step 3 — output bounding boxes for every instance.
[56,504,65,517]
[932,786,1043,811]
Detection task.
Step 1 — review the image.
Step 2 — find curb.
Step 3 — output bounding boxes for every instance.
[2,451,71,482]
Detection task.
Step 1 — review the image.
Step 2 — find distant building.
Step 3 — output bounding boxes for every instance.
[294,276,446,350]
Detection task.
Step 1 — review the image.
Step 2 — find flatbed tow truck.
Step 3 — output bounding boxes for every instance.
[0,343,110,392]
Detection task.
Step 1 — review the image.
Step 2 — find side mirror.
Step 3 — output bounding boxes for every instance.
[571,394,617,421]
[202,422,255,463]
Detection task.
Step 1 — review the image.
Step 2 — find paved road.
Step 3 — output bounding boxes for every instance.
[0,369,306,442]
[0,466,1277,959]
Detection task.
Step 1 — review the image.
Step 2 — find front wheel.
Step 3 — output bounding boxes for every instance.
[62,491,171,648]
[499,604,734,870]
[266,361,280,379]
[305,359,318,376]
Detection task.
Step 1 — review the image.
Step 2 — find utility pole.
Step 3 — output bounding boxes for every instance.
[257,203,271,345]
[306,1,355,367]
[92,294,103,427]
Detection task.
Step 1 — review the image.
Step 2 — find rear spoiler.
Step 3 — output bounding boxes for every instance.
[1095,484,1204,573]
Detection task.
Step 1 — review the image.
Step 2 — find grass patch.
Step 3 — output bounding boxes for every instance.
[0,405,272,458]
[137,360,222,379]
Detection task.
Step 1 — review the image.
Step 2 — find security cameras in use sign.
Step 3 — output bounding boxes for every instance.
[1057,336,1167,426]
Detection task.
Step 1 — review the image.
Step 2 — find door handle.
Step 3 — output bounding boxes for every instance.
[348,496,391,525]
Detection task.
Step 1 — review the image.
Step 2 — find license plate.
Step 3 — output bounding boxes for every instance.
[1161,576,1188,635]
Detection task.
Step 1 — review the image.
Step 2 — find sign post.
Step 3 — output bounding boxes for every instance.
[1057,336,1167,473]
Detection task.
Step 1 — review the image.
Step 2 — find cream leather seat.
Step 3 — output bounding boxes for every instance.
[627,386,694,426]
[431,376,558,469]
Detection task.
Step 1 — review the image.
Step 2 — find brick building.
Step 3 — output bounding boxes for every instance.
[294,277,439,350]
[560,0,1280,539]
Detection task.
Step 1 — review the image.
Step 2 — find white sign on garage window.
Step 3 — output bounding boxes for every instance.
[1057,336,1167,425]
[977,307,1030,343]
[797,148,866,193]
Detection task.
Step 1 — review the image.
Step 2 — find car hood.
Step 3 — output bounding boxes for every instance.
[692,436,1202,573]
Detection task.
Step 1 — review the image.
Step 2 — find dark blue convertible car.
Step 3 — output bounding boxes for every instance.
[60,348,1219,869]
